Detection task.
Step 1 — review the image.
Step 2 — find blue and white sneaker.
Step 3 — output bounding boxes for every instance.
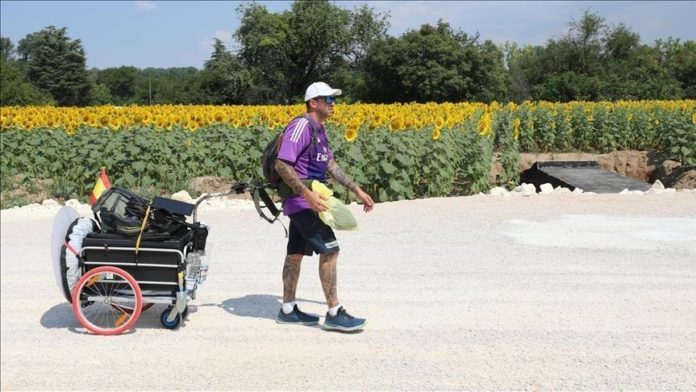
[276,304,319,326]
[322,307,366,332]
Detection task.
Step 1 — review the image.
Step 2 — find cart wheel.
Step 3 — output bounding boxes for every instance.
[160,307,181,329]
[72,266,142,335]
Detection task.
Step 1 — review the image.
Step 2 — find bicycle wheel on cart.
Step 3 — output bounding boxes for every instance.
[72,266,143,335]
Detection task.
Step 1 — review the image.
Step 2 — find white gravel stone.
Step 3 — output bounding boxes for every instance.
[539,183,554,194]
[553,187,572,194]
[65,199,83,208]
[572,188,584,194]
[171,190,193,202]
[41,199,59,207]
[488,187,508,196]
[513,183,537,197]
[647,188,666,195]
[651,180,665,190]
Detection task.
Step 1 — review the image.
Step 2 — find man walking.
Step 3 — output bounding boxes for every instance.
[274,82,374,332]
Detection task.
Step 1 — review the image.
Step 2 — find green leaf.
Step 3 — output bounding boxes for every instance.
[380,161,397,174]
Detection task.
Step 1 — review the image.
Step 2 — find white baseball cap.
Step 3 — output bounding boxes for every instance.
[304,82,342,102]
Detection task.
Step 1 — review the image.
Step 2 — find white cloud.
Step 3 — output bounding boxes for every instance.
[135,1,157,11]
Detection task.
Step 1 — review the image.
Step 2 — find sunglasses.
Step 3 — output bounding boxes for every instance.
[316,96,337,105]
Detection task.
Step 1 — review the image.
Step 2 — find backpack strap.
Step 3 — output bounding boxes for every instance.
[252,186,288,237]
[300,113,319,151]
[281,113,318,158]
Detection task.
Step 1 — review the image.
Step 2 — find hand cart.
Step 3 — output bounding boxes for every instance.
[59,181,279,335]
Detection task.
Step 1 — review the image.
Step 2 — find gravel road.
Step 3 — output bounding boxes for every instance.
[2,192,695,390]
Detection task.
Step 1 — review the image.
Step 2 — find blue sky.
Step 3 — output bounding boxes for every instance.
[2,1,695,70]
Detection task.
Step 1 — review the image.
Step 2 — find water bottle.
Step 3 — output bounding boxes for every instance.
[198,244,212,285]
[185,252,200,292]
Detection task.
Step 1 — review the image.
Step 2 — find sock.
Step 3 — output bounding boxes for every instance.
[282,301,296,314]
[328,304,341,317]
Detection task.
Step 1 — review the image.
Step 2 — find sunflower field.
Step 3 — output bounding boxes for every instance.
[1,100,694,204]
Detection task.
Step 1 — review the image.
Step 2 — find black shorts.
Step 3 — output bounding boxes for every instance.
[287,209,339,256]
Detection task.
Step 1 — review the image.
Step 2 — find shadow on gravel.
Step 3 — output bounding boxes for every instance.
[40,302,135,335]
[40,303,80,330]
[220,294,324,321]
[40,302,188,334]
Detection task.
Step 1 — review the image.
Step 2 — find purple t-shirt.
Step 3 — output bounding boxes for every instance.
[277,115,334,216]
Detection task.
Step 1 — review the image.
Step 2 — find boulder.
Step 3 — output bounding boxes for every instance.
[42,199,59,207]
[171,190,193,202]
[539,183,554,194]
[488,187,508,196]
[65,199,82,208]
[651,180,665,190]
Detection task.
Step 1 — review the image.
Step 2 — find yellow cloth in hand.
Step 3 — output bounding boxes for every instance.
[311,181,358,231]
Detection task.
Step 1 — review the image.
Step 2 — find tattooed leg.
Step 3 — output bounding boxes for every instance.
[319,251,339,308]
[282,254,303,303]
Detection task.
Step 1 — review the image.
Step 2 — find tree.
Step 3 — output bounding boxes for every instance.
[658,38,696,98]
[598,26,681,100]
[568,9,606,75]
[17,26,92,106]
[362,21,506,103]
[0,36,55,106]
[96,66,138,104]
[502,41,531,102]
[198,39,252,104]
[234,0,388,103]
[133,67,202,104]
[508,10,607,101]
[508,10,684,101]
[1,36,14,63]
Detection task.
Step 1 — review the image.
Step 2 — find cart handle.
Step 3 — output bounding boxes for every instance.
[192,181,283,230]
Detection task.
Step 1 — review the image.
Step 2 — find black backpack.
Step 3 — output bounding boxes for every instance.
[261,114,318,185]
[92,187,151,236]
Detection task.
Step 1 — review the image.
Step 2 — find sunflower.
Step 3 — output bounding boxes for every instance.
[344,127,358,142]
[213,111,224,123]
[110,116,122,129]
[390,116,403,131]
[477,112,492,136]
[432,127,441,141]
[512,118,521,140]
[99,115,110,128]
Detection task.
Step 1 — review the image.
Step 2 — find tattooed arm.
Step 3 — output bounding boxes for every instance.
[274,159,328,212]
[327,159,358,192]
[327,159,375,212]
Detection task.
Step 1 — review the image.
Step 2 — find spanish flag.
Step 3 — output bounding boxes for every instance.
[89,168,112,205]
